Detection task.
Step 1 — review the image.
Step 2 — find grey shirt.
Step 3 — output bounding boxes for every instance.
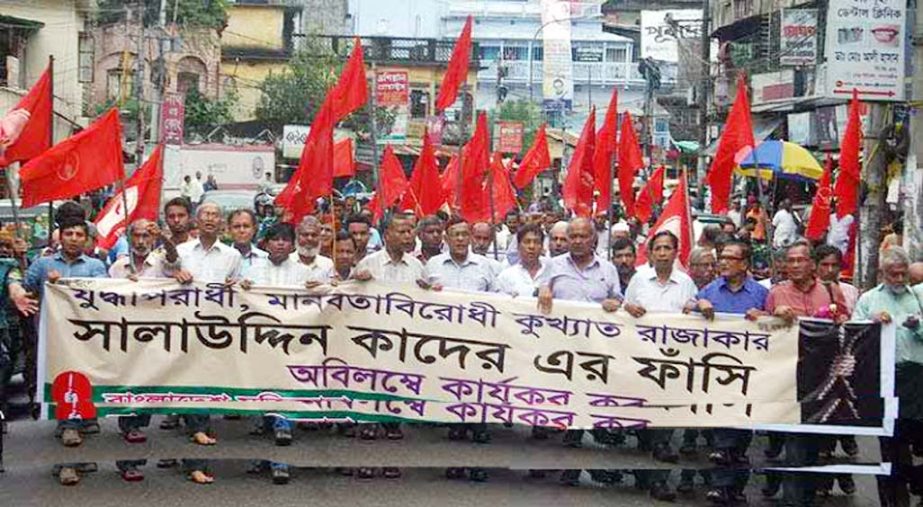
[540,253,622,303]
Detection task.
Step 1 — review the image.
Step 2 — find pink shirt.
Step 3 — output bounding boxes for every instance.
[765,278,848,318]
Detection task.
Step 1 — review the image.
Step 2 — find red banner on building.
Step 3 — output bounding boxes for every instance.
[160,93,185,145]
[375,70,410,107]
[498,121,524,154]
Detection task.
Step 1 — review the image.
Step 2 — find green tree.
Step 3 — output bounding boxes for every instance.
[96,0,229,29]
[183,87,237,140]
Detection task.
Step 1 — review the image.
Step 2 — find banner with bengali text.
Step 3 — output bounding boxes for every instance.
[38,279,892,433]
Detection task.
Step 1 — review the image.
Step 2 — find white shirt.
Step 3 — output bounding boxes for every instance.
[356,248,426,284]
[235,244,268,271]
[728,209,742,228]
[827,214,854,254]
[108,254,161,279]
[772,209,798,248]
[289,252,334,282]
[170,239,243,283]
[496,259,548,298]
[426,252,496,292]
[245,256,315,286]
[624,268,698,312]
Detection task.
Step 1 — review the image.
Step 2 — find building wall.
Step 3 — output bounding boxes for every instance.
[221,60,289,121]
[301,0,351,35]
[0,0,89,129]
[223,6,287,51]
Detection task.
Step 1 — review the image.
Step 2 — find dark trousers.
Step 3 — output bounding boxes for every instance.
[116,415,150,471]
[780,433,822,507]
[878,418,923,506]
[710,428,752,489]
[636,429,674,485]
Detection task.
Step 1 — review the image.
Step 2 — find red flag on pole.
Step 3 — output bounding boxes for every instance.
[371,144,410,222]
[488,152,517,222]
[459,112,491,222]
[435,16,473,112]
[401,131,444,216]
[636,171,693,269]
[94,144,164,250]
[332,137,356,178]
[441,155,459,209]
[20,108,125,208]
[617,111,644,217]
[593,89,618,213]
[706,74,755,214]
[805,154,834,241]
[634,165,666,224]
[562,107,596,217]
[512,124,551,189]
[835,89,862,219]
[329,37,369,121]
[0,66,53,167]
[276,100,336,222]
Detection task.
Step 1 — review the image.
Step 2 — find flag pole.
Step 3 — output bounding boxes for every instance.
[46,55,54,247]
[454,83,469,217]
[487,164,498,260]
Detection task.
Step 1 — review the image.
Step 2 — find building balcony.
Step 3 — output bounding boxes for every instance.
[477,59,676,85]
[315,35,480,69]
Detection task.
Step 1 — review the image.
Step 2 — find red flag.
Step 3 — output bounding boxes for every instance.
[617,111,644,217]
[593,89,618,213]
[0,67,52,167]
[20,108,125,208]
[562,108,596,217]
[634,165,665,224]
[333,137,356,178]
[441,155,459,208]
[513,124,551,189]
[276,100,336,221]
[401,131,444,216]
[489,152,517,222]
[371,144,410,222]
[636,171,693,269]
[805,155,834,241]
[435,16,473,112]
[459,112,490,222]
[706,74,755,214]
[329,38,369,120]
[835,89,862,219]
[94,144,164,250]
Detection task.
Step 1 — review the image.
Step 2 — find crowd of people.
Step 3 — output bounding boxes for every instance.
[0,186,919,507]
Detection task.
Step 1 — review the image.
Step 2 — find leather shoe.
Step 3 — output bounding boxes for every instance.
[650,481,677,502]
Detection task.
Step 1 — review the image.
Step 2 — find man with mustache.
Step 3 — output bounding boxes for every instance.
[292,215,334,282]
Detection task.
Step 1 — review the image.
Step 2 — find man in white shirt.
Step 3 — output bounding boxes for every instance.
[179,174,204,205]
[242,223,312,287]
[292,216,334,282]
[496,224,546,297]
[623,230,698,502]
[728,200,743,228]
[108,219,160,279]
[827,209,854,254]
[771,198,799,249]
[547,221,569,257]
[228,209,267,271]
[470,222,504,276]
[426,218,496,293]
[164,201,242,484]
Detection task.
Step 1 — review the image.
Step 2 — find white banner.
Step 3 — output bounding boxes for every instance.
[781,9,818,66]
[640,10,702,63]
[541,0,574,109]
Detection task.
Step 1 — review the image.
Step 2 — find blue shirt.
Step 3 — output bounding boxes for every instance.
[696,276,769,315]
[107,235,129,264]
[25,252,108,298]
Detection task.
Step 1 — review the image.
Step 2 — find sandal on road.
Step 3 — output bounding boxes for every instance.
[120,468,144,482]
[61,428,83,447]
[187,470,214,484]
[123,429,147,444]
[58,467,80,486]
[190,431,216,446]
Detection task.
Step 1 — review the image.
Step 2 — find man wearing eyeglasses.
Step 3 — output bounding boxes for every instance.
[691,239,769,504]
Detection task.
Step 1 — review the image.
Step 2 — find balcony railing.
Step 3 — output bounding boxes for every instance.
[478,60,676,85]
[313,35,480,68]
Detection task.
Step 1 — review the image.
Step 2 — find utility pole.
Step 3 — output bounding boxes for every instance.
[148,0,168,150]
[697,0,711,195]
[133,1,146,165]
[858,103,889,290]
[905,3,923,258]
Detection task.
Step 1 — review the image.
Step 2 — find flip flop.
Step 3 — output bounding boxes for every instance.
[188,470,214,484]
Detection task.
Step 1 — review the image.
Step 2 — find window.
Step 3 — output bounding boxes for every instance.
[479,45,500,61]
[78,32,94,83]
[531,47,543,61]
[502,46,528,61]
[606,47,627,62]
[106,68,132,101]
[410,89,429,118]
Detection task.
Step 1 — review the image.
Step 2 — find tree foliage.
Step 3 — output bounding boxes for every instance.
[96,0,229,30]
[183,87,237,140]
[491,99,542,151]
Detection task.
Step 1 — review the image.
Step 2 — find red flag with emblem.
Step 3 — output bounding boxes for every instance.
[805,154,834,241]
[94,144,164,250]
[512,124,550,189]
[706,74,755,214]
[634,165,665,224]
[20,108,125,208]
[562,107,596,217]
[0,66,52,167]
[636,171,692,269]
[435,16,473,112]
[593,89,618,213]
